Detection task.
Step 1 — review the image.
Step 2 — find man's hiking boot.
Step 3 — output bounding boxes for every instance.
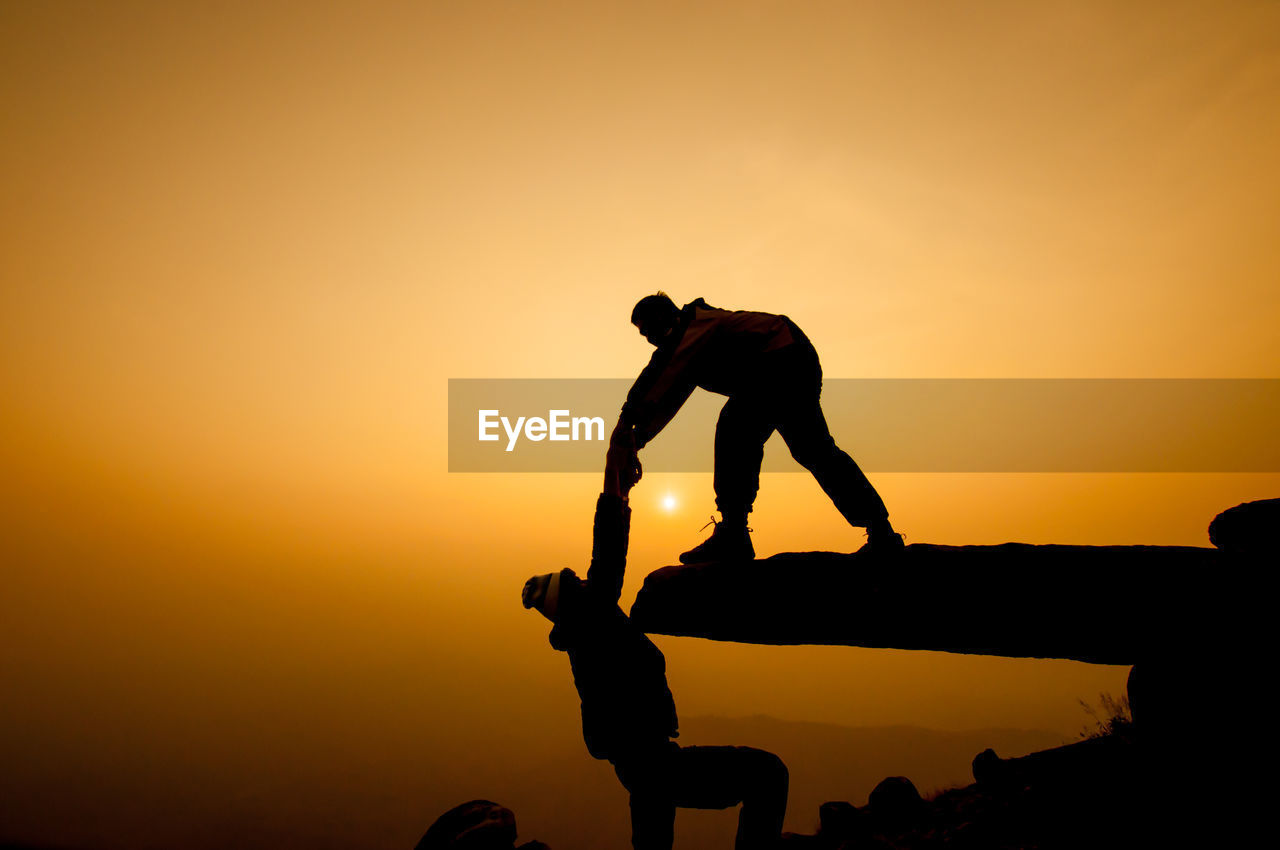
[679,517,755,564]
[855,530,905,558]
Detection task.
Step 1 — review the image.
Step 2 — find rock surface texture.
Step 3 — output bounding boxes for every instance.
[630,543,1218,664]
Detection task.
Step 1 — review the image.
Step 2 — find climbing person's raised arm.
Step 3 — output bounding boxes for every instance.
[590,428,640,603]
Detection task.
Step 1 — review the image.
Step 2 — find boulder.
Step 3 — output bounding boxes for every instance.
[1208,497,1280,555]
[817,800,860,841]
[415,800,527,850]
[867,776,925,821]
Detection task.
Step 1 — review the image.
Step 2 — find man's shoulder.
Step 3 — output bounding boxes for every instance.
[682,297,718,313]
[683,299,791,329]
[681,298,740,330]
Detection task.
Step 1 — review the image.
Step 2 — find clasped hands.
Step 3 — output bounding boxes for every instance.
[604,421,643,498]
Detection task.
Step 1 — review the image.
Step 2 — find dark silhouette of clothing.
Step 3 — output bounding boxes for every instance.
[621,298,889,526]
[585,489,633,605]
[711,331,888,526]
[547,553,678,759]
[535,493,788,850]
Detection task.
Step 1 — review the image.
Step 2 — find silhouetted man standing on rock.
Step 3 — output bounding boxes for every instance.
[522,449,789,850]
[614,293,903,563]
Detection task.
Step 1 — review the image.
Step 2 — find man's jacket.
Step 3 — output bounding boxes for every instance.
[621,298,802,448]
[550,590,679,761]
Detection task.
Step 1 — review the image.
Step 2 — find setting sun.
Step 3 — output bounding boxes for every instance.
[661,493,679,513]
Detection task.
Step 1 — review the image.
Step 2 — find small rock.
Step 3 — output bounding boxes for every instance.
[971,748,1003,786]
[867,776,925,821]
[818,800,861,839]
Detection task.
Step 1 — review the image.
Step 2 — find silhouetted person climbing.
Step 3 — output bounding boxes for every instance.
[615,293,903,563]
[521,456,789,850]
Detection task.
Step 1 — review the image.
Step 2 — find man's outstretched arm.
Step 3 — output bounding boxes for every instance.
[621,311,721,449]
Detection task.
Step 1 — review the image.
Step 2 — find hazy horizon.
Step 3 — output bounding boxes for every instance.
[2,709,1073,850]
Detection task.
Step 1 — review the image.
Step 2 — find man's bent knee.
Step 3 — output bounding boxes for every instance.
[787,438,840,472]
[751,749,788,795]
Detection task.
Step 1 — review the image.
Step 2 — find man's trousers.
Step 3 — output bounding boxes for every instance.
[713,340,889,528]
[612,742,788,850]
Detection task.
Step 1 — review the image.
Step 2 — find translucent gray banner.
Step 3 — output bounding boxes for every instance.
[448,379,1280,472]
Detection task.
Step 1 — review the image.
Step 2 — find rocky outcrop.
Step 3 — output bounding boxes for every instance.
[466,501,1268,849]
[780,733,1143,849]
[971,734,1134,791]
[630,543,1218,665]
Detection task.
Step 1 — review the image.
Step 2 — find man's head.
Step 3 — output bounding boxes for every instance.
[631,292,679,347]
[521,568,581,623]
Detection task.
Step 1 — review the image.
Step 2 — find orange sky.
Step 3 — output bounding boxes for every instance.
[2,2,1279,848]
